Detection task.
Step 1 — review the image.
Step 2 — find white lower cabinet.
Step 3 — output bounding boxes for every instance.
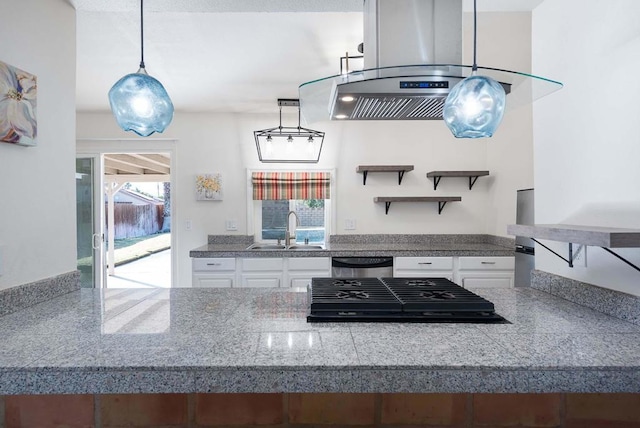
[393,257,454,281]
[239,258,284,288]
[192,255,514,288]
[287,257,331,288]
[455,256,515,288]
[192,258,236,288]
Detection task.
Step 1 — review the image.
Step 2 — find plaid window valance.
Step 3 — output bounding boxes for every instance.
[252,172,331,200]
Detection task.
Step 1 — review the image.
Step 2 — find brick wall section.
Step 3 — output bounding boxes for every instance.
[2,393,640,427]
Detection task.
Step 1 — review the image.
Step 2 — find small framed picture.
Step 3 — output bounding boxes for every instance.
[196,173,223,201]
[0,60,37,147]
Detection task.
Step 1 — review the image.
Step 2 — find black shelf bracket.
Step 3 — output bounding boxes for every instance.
[433,176,442,190]
[384,201,392,214]
[469,176,480,190]
[398,170,406,185]
[364,170,406,186]
[438,201,447,215]
[532,239,640,273]
[600,247,640,273]
[532,239,583,268]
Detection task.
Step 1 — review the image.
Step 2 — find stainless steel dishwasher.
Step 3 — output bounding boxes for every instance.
[331,257,393,278]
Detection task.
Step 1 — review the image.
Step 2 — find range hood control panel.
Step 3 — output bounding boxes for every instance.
[400,81,449,89]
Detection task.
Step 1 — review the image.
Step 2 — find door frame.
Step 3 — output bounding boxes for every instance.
[77,139,178,288]
[75,154,106,288]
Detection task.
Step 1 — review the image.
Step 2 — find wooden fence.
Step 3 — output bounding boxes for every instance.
[106,204,165,239]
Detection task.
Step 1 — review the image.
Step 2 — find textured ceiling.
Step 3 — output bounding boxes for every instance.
[71,0,545,114]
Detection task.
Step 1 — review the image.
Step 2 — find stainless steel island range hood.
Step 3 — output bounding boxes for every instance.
[331,0,466,120]
[298,0,561,123]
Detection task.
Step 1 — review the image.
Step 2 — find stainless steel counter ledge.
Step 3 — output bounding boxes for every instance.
[1,287,639,394]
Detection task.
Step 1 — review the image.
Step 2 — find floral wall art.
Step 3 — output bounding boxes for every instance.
[0,60,37,147]
[196,173,223,201]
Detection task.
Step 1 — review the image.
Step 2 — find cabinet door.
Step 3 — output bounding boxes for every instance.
[459,273,513,288]
[192,274,234,288]
[287,257,331,288]
[288,271,331,288]
[456,256,514,288]
[239,273,282,288]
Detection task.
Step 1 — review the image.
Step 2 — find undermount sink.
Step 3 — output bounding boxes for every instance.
[245,243,325,251]
[286,244,325,250]
[245,243,286,250]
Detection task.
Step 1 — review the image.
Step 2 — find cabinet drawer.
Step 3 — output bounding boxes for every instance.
[458,257,514,270]
[192,258,236,272]
[241,258,284,271]
[288,257,330,271]
[394,257,453,270]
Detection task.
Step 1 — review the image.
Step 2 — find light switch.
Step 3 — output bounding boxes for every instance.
[185,220,192,231]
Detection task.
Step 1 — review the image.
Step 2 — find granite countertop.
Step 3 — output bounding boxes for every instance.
[189,242,515,258]
[1,287,639,395]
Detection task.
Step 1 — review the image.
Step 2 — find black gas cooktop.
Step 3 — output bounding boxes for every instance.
[307,277,507,323]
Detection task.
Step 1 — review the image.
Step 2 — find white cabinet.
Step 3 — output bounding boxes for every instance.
[393,257,454,280]
[192,258,236,288]
[286,257,331,288]
[455,256,515,288]
[239,258,284,288]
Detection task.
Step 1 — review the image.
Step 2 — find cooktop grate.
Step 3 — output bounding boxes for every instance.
[307,277,507,323]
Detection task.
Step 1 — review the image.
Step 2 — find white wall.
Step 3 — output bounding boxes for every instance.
[0,0,77,290]
[533,0,640,296]
[77,11,533,287]
[477,13,535,238]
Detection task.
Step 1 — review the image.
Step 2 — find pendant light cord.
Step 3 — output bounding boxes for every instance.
[472,0,477,72]
[139,0,145,69]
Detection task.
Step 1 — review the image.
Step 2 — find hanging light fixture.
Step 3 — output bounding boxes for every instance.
[442,0,505,138]
[108,0,174,137]
[254,99,325,163]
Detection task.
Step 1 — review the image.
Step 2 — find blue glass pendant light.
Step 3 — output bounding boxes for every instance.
[109,0,174,137]
[443,0,505,138]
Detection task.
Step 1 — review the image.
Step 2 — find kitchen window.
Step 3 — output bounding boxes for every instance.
[249,171,332,244]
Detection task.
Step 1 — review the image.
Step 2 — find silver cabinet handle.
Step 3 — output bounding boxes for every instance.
[418,262,433,265]
[207,263,222,266]
[481,261,496,264]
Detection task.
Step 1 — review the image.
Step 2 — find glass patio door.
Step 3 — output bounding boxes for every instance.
[76,156,104,288]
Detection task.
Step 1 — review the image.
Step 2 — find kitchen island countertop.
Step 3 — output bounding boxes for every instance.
[1,286,639,395]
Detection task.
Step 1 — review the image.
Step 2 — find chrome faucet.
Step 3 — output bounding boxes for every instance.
[285,210,300,247]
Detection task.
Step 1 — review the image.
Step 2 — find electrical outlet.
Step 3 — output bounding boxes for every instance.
[0,244,4,276]
[573,245,587,268]
[185,220,192,231]
[345,219,357,230]
[225,220,238,231]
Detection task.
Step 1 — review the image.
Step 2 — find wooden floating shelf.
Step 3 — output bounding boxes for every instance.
[508,223,640,273]
[356,165,414,185]
[426,170,490,190]
[507,224,640,248]
[374,196,462,215]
